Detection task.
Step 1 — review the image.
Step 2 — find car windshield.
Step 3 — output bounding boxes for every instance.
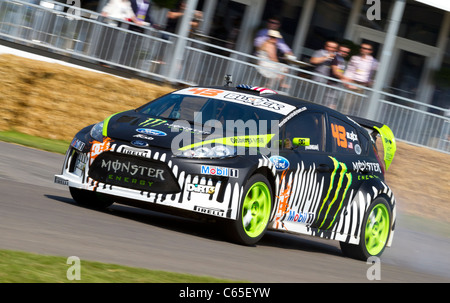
[137,92,284,135]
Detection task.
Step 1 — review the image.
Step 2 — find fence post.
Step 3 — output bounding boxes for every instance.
[366,0,405,121]
[166,0,198,83]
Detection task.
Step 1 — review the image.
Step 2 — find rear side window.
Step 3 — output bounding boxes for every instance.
[358,130,371,155]
[329,116,362,155]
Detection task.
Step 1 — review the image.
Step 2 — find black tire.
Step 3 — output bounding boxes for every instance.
[340,197,392,260]
[69,187,114,210]
[225,174,273,246]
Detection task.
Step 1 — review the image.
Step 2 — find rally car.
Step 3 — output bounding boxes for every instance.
[55,84,397,260]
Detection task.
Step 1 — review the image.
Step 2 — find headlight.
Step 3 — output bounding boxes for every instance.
[177,145,235,158]
[89,121,104,142]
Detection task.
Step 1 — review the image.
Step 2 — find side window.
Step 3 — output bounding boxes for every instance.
[283,113,324,152]
[329,116,361,154]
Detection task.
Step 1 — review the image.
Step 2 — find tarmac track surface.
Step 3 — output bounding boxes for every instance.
[0,141,449,282]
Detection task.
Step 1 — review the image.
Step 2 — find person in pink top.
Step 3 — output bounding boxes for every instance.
[343,43,378,90]
[339,43,378,114]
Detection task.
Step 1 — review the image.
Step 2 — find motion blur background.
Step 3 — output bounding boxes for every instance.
[0,0,449,154]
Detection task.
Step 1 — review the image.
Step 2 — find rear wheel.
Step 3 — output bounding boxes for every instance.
[340,197,391,260]
[226,174,273,246]
[69,187,114,210]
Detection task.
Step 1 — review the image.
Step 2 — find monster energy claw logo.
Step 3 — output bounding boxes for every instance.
[315,156,352,229]
[139,118,167,127]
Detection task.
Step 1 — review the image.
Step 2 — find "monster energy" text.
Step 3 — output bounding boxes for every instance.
[101,159,165,180]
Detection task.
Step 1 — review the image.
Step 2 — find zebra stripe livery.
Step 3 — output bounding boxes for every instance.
[257,156,395,247]
[62,140,396,248]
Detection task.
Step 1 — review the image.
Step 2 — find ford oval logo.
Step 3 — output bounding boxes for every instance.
[131,140,149,147]
[136,128,167,136]
[269,156,290,170]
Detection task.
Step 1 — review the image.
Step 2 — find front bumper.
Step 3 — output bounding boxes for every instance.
[54,141,246,220]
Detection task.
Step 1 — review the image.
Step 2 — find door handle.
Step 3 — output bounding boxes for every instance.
[316,164,330,173]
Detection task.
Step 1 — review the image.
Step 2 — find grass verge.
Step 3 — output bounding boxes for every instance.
[0,249,242,283]
[0,130,69,154]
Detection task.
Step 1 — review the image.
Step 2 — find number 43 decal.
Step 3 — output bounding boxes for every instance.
[331,123,348,148]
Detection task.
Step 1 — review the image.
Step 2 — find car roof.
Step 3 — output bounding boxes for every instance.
[200,84,347,118]
[169,85,376,146]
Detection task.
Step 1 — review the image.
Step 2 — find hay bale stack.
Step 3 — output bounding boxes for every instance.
[0,54,174,140]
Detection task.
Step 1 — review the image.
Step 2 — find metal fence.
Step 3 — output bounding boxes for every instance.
[1,0,449,153]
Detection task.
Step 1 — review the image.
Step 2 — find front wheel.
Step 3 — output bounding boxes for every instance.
[226,174,273,246]
[340,197,392,260]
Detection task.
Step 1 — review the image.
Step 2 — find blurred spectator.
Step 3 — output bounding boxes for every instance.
[256,30,289,89]
[254,16,294,59]
[97,0,143,66]
[130,0,155,31]
[343,43,378,89]
[330,45,351,81]
[166,0,203,34]
[225,17,241,50]
[310,40,338,83]
[101,0,144,26]
[324,44,351,109]
[340,43,378,114]
[126,0,159,67]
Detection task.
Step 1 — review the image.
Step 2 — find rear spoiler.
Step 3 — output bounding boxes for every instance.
[348,116,396,171]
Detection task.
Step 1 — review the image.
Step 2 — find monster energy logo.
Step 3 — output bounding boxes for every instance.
[315,156,352,230]
[139,118,167,127]
[101,159,165,180]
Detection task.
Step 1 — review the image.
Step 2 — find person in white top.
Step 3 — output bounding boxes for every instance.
[101,0,144,26]
[256,30,289,89]
[343,43,378,89]
[96,0,144,67]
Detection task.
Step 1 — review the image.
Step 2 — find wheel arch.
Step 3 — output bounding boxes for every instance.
[343,178,396,247]
[252,166,276,196]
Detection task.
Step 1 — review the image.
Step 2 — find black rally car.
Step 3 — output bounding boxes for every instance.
[55,84,397,260]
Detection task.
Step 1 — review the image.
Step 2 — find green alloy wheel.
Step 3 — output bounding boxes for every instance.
[242,181,272,238]
[340,197,392,260]
[365,202,390,256]
[226,174,273,245]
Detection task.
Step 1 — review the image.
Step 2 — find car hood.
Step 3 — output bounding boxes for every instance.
[103,111,208,150]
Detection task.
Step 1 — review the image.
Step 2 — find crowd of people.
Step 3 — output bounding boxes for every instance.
[310,40,378,90]
[100,0,202,34]
[94,0,378,111]
[96,0,202,67]
[309,39,378,110]
[252,15,379,111]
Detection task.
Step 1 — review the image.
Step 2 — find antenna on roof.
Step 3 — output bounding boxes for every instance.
[224,74,233,87]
